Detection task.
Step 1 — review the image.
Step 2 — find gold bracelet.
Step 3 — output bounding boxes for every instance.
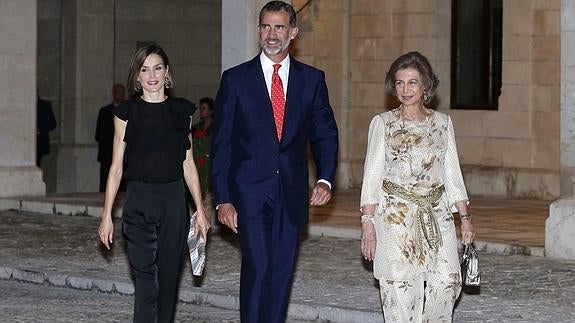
[361,214,375,224]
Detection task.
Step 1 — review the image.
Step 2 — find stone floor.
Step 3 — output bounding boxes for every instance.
[0,191,571,322]
[1,210,574,322]
[0,189,550,251]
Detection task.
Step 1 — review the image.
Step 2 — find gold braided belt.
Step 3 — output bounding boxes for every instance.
[381,180,445,252]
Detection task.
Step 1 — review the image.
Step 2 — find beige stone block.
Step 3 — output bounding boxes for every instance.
[503,0,533,35]
[348,107,384,157]
[533,36,560,61]
[0,167,45,197]
[350,82,386,108]
[316,14,344,43]
[563,32,575,67]
[350,160,366,188]
[498,85,531,112]
[564,2,575,32]
[484,138,531,168]
[436,0,451,14]
[502,61,531,85]
[533,139,560,170]
[405,0,435,13]
[373,0,406,13]
[318,0,344,11]
[0,103,34,165]
[374,38,404,61]
[483,112,531,139]
[533,61,560,85]
[312,39,341,59]
[532,112,559,139]
[482,141,503,167]
[462,166,559,199]
[434,13,451,38]
[0,55,35,107]
[448,110,486,137]
[533,10,560,36]
[404,37,437,60]
[433,60,450,85]
[390,13,407,36]
[0,2,36,54]
[456,137,484,165]
[435,37,450,62]
[293,33,314,56]
[434,86,450,109]
[351,14,392,38]
[533,0,561,10]
[502,36,531,61]
[351,38,376,61]
[351,0,374,14]
[405,13,434,37]
[532,85,560,112]
[350,61,389,83]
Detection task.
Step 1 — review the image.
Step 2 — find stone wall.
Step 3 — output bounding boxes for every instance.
[36,0,222,192]
[34,0,562,198]
[114,0,221,101]
[37,0,62,193]
[0,0,45,197]
[293,0,561,199]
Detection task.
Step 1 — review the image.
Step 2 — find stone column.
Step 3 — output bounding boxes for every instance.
[0,0,45,197]
[221,0,285,72]
[58,0,115,192]
[546,0,575,260]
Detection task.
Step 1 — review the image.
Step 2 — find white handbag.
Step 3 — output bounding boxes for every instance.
[187,211,206,276]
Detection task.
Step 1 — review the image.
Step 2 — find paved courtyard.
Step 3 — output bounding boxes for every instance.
[1,210,574,322]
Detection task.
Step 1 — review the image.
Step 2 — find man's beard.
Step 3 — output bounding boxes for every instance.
[261,39,290,56]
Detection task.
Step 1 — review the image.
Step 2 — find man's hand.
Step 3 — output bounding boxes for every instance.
[310,182,331,206]
[218,203,238,234]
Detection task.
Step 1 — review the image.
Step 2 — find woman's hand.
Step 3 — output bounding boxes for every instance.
[98,216,114,250]
[460,218,475,245]
[361,222,376,261]
[195,208,211,241]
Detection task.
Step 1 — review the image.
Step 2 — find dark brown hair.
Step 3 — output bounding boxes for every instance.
[259,1,297,27]
[384,51,439,104]
[126,44,172,95]
[199,97,215,112]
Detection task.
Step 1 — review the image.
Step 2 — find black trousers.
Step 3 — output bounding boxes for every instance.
[122,180,189,323]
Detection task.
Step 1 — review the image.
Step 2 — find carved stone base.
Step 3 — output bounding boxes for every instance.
[0,166,45,197]
[546,199,575,260]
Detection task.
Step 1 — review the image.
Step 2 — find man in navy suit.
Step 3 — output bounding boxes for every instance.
[211,1,339,322]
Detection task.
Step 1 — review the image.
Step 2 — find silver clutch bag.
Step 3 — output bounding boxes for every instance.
[461,244,480,286]
[187,211,206,276]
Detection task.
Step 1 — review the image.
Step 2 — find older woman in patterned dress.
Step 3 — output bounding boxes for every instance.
[360,51,475,322]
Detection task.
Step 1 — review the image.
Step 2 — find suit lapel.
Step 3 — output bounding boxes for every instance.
[283,59,305,144]
[245,56,278,142]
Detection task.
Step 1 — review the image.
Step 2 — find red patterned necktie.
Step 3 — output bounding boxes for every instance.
[271,63,285,140]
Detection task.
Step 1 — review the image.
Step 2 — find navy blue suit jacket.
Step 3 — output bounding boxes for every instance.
[211,55,339,227]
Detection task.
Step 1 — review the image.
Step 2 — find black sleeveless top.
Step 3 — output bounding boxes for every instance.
[113,97,196,183]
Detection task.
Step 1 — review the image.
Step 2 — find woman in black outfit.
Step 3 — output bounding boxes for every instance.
[98,44,210,323]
